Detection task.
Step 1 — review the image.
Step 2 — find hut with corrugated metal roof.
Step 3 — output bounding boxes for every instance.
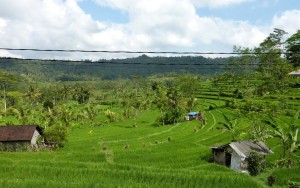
[211,140,273,172]
[289,69,300,77]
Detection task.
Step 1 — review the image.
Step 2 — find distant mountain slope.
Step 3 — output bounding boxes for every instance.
[0,55,231,81]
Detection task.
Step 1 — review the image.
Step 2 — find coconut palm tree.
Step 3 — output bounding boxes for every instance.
[85,104,97,127]
[57,105,74,128]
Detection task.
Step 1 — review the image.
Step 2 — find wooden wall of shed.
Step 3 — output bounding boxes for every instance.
[213,149,226,165]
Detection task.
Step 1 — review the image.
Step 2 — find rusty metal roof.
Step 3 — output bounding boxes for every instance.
[0,125,41,142]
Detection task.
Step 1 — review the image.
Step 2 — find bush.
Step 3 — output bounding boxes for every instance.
[44,125,67,148]
[43,100,54,109]
[267,175,276,187]
[158,109,183,125]
[247,151,266,176]
[0,142,5,151]
[288,181,300,188]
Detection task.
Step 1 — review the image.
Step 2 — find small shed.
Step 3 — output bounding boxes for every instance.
[211,140,273,172]
[289,69,300,77]
[185,112,199,121]
[0,125,43,151]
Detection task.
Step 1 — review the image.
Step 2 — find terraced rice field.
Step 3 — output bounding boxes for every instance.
[0,97,299,187]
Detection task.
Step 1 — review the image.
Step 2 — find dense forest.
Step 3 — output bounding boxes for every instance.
[0,55,230,81]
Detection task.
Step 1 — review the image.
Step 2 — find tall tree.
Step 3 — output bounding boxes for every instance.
[0,71,20,112]
[255,28,288,76]
[254,28,293,95]
[286,29,300,67]
[24,85,41,105]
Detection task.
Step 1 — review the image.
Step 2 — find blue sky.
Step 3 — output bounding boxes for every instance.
[79,0,129,23]
[0,0,299,60]
[79,0,300,25]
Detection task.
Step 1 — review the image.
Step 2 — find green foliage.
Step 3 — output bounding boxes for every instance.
[288,180,300,188]
[286,29,300,67]
[265,111,300,165]
[43,100,54,109]
[85,104,97,126]
[0,55,228,81]
[155,87,184,125]
[0,28,300,186]
[247,151,266,176]
[105,109,118,123]
[271,167,300,187]
[217,111,240,141]
[73,86,90,104]
[267,175,276,187]
[44,124,67,148]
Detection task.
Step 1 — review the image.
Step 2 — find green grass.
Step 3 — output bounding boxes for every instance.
[0,96,299,187]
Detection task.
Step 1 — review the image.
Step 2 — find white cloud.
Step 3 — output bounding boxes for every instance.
[272,10,300,34]
[191,0,253,8]
[0,0,271,60]
[94,0,253,9]
[0,50,22,58]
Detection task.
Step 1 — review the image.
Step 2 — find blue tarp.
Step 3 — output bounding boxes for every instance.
[188,112,198,116]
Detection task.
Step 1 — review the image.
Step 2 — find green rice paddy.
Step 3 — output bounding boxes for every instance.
[0,96,299,187]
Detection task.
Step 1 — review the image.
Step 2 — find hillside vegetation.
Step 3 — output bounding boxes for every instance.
[0,28,299,187]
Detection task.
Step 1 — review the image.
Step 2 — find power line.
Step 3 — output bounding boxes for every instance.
[0,47,298,55]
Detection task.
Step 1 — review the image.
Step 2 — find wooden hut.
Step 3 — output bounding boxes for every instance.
[211,140,273,172]
[0,125,43,151]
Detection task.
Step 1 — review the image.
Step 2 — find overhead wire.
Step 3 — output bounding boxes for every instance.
[0,47,299,55]
[0,47,298,70]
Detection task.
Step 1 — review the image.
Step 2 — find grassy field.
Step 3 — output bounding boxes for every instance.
[0,92,299,187]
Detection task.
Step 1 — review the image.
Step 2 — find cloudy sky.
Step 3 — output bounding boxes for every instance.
[0,0,299,60]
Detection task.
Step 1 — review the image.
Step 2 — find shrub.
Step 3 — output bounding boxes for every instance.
[100,142,108,151]
[288,181,300,188]
[43,100,54,109]
[158,109,183,125]
[0,142,5,151]
[247,151,266,176]
[44,125,67,148]
[267,175,276,187]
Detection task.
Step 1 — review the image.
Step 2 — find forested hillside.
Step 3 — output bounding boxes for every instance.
[0,55,230,81]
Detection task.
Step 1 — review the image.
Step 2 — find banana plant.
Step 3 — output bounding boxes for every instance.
[218,112,240,142]
[264,111,299,166]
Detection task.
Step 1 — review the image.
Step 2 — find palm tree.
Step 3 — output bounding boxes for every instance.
[105,109,117,123]
[60,84,71,101]
[57,105,74,128]
[185,97,197,112]
[25,85,41,105]
[7,104,32,125]
[40,107,55,129]
[85,104,97,127]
